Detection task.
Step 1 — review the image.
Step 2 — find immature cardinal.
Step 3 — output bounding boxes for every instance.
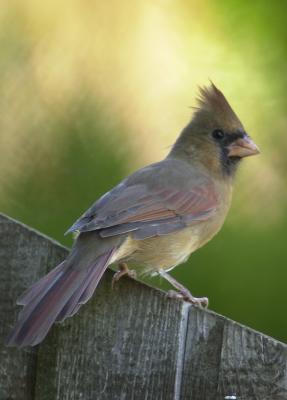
[7,83,259,347]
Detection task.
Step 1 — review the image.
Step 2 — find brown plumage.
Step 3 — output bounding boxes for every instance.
[196,83,244,131]
[6,83,259,347]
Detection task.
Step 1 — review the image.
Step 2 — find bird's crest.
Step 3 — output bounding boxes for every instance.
[195,82,244,131]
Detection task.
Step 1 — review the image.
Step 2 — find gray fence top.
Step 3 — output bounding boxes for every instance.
[1,213,287,400]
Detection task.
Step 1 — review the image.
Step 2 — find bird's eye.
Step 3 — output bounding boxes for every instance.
[212,129,225,140]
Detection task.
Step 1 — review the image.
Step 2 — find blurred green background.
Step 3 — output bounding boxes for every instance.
[1,1,286,342]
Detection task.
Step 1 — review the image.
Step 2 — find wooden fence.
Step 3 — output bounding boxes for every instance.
[1,213,287,400]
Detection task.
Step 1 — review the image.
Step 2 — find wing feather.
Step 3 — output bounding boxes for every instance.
[66,159,218,240]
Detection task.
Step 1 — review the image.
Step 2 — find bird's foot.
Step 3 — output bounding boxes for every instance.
[167,289,209,308]
[159,270,209,308]
[112,263,137,289]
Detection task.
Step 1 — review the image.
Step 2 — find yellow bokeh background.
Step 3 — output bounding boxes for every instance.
[1,1,287,340]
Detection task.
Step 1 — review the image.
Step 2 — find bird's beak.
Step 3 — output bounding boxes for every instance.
[228,136,260,158]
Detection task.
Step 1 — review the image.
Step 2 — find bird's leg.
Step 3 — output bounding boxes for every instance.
[159,270,209,308]
[112,263,137,288]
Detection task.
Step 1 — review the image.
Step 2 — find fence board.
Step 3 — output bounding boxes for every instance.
[1,213,287,400]
[0,214,67,400]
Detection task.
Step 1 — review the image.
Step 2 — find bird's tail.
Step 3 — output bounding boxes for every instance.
[6,247,116,347]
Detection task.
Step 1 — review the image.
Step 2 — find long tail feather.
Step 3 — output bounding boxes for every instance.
[6,249,115,347]
[17,262,66,306]
[55,252,112,322]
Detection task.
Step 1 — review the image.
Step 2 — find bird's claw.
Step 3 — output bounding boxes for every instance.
[111,265,137,289]
[167,289,209,308]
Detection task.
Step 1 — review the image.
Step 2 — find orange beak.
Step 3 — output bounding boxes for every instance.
[227,136,260,158]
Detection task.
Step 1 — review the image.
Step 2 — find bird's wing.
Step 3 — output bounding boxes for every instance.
[66,159,218,240]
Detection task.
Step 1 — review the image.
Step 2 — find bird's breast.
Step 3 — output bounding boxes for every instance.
[115,181,233,275]
[116,225,209,275]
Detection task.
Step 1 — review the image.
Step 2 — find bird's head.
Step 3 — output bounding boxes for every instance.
[170,83,260,178]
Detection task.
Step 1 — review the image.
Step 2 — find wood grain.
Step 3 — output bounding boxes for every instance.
[0,213,67,400]
[35,275,186,400]
[180,307,287,399]
[1,213,287,400]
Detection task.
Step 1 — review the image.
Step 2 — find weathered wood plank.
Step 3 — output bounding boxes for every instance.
[0,213,188,400]
[34,273,187,400]
[1,212,287,400]
[0,214,67,400]
[181,307,287,399]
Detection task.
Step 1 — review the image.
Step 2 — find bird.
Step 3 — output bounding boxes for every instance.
[6,83,260,347]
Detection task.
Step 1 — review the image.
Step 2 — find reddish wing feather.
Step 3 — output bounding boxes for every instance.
[121,209,176,223]
[72,182,217,234]
[116,186,217,225]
